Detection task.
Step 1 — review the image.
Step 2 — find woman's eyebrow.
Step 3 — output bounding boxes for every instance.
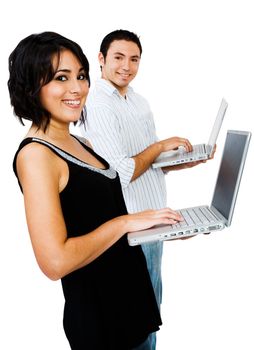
[55,67,85,73]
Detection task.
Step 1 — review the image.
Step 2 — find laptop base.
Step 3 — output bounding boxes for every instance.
[152,144,209,168]
[128,205,225,246]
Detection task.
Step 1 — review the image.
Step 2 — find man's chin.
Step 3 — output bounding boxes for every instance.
[116,78,130,86]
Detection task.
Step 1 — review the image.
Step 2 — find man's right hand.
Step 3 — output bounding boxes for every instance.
[158,136,193,153]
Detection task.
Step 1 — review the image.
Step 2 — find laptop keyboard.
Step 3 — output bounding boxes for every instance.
[171,206,219,229]
[182,144,205,156]
[128,205,225,245]
[168,144,206,161]
[192,144,206,154]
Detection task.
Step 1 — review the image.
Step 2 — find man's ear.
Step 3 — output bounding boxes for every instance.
[98,52,105,67]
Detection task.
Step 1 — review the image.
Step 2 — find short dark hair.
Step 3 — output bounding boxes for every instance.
[8,31,90,130]
[100,29,142,59]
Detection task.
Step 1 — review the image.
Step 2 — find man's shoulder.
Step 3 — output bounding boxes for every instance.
[87,87,113,109]
[128,88,151,108]
[86,89,119,122]
[87,81,115,106]
[88,86,112,99]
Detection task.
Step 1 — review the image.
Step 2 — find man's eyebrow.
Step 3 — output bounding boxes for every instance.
[113,52,125,56]
[113,52,140,59]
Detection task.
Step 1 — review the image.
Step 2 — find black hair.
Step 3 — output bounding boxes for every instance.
[100,29,142,59]
[8,31,90,130]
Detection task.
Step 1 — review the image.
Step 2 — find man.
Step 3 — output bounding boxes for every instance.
[80,29,206,349]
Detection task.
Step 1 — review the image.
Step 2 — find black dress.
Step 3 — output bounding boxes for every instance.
[13,136,162,350]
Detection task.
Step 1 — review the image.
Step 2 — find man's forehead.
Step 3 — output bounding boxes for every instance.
[108,40,141,56]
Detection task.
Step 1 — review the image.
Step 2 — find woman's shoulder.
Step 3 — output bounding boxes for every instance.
[15,138,60,172]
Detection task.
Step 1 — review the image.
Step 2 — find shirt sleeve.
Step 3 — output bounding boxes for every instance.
[80,105,135,189]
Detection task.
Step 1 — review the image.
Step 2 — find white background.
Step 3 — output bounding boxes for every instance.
[1,0,254,349]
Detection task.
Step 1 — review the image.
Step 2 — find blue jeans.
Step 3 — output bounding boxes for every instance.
[141,241,163,349]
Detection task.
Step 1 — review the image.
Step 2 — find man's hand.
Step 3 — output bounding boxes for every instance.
[162,144,217,173]
[158,136,193,153]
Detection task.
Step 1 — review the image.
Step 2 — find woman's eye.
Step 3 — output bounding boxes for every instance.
[78,74,86,80]
[56,75,67,81]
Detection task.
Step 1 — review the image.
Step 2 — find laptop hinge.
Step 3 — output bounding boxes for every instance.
[210,205,228,226]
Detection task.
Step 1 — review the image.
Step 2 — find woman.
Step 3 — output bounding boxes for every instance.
[8,32,182,350]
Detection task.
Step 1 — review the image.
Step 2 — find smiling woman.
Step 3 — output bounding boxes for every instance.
[8,32,90,131]
[39,50,89,125]
[8,31,183,350]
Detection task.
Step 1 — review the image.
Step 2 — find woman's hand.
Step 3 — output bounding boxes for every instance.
[123,208,183,233]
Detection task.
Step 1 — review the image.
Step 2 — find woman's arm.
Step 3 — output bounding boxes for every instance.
[17,143,182,281]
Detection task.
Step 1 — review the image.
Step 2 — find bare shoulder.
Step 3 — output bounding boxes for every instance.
[17,141,56,165]
[16,141,61,180]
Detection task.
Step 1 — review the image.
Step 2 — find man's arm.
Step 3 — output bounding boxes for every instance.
[82,105,197,184]
[132,137,193,181]
[81,105,136,188]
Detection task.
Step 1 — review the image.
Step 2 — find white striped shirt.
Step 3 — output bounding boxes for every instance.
[81,78,167,213]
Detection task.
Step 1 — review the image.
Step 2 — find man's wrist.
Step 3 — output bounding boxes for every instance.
[150,141,163,157]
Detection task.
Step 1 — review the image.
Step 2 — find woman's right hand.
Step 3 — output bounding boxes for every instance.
[123,208,183,233]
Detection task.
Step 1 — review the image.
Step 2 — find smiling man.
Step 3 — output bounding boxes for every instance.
[80,29,197,350]
[98,38,140,95]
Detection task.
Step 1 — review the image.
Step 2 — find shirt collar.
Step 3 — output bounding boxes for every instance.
[95,78,133,98]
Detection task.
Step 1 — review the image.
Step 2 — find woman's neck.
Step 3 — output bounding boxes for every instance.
[27,123,71,143]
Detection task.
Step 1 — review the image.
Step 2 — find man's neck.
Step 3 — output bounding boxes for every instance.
[101,77,128,97]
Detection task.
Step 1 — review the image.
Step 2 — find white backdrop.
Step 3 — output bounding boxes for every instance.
[1,1,254,349]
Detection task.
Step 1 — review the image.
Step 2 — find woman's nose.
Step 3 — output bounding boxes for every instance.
[69,79,82,94]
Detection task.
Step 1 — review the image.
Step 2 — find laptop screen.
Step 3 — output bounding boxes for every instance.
[207,98,228,148]
[211,130,251,225]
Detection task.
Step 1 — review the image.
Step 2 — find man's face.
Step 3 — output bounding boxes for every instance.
[99,40,141,95]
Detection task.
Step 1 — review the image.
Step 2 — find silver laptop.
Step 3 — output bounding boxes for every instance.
[128,130,251,246]
[152,98,228,168]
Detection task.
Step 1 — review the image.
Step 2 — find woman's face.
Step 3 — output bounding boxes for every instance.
[40,49,89,125]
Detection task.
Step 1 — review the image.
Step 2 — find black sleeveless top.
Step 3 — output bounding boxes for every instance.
[13,136,162,350]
